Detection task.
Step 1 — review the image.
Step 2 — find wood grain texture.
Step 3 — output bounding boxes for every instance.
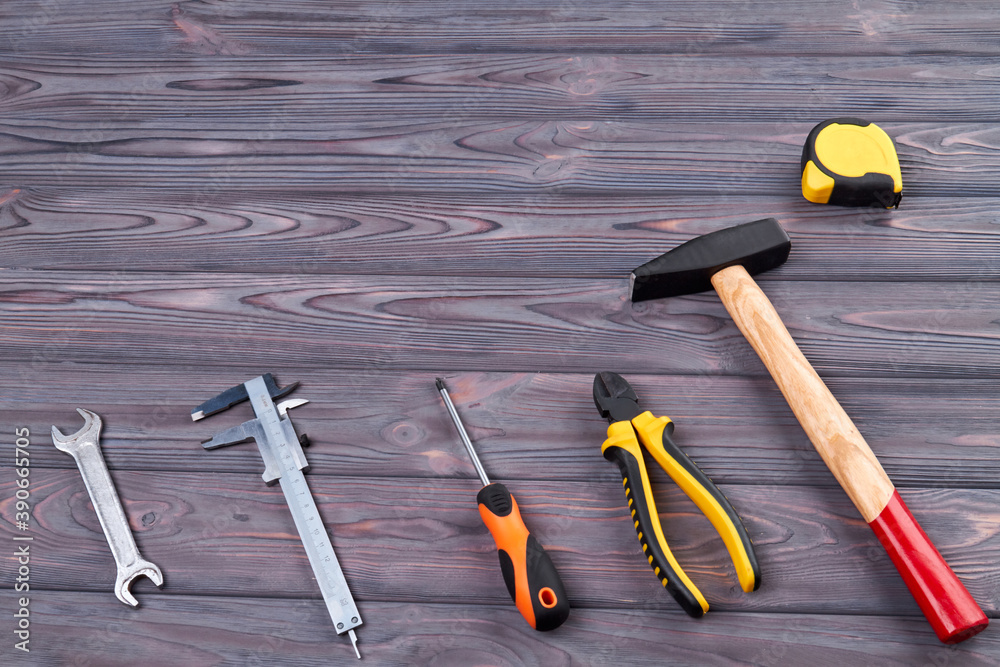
[2,271,1000,378]
[2,471,998,617]
[7,367,1000,489]
[712,265,895,521]
[3,0,1000,660]
[4,189,1000,281]
[7,593,998,667]
[2,120,999,195]
[4,56,1000,124]
[4,0,1000,56]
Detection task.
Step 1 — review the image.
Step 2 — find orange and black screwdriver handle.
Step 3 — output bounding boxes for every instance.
[477,482,570,631]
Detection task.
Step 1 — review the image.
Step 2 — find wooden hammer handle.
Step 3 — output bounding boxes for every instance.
[711,264,894,519]
[710,264,987,643]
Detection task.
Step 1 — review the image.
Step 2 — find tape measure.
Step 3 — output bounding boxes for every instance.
[801,118,902,208]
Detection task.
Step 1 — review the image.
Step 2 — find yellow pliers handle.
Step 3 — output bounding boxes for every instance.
[602,411,760,617]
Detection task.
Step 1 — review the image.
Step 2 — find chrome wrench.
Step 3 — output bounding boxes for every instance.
[51,408,164,606]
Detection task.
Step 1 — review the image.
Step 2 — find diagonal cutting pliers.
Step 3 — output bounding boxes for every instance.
[593,372,760,617]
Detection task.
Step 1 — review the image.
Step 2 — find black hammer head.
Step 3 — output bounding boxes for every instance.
[630,218,791,302]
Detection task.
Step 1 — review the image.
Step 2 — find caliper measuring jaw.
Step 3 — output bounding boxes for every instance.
[193,374,364,659]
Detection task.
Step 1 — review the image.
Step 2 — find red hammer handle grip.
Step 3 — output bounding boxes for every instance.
[869,490,988,644]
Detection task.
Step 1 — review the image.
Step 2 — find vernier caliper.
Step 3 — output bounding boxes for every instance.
[192,374,363,659]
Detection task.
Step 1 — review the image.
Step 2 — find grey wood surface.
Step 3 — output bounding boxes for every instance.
[1,1,999,665]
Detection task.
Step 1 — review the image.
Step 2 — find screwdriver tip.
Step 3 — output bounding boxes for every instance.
[435,377,446,391]
[191,410,204,421]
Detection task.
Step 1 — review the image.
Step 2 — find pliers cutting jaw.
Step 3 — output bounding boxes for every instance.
[593,372,761,618]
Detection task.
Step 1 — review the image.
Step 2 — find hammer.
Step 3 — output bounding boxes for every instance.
[631,218,988,644]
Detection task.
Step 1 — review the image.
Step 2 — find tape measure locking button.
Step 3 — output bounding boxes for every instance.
[801,117,902,209]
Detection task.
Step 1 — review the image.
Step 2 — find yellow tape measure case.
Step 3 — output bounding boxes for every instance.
[801,118,902,208]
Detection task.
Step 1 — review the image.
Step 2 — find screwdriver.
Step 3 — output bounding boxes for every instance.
[436,378,570,631]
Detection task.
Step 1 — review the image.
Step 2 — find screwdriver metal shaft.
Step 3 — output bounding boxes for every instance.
[436,378,490,486]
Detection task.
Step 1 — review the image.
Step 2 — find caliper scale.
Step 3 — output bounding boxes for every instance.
[193,374,363,659]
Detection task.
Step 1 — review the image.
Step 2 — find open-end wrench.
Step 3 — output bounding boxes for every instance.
[51,408,164,607]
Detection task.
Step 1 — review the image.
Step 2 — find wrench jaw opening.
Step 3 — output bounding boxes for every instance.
[50,408,103,454]
[115,561,164,608]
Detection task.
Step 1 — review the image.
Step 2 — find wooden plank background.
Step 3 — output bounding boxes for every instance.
[2,1,999,664]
